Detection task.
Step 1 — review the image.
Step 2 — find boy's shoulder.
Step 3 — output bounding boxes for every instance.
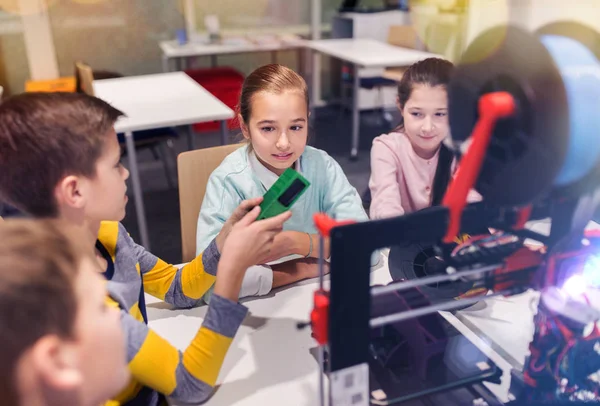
[98,221,131,252]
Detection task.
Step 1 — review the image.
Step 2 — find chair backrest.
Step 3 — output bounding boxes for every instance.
[75,61,95,96]
[178,143,243,262]
[387,25,420,49]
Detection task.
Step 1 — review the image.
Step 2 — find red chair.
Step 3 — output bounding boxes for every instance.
[185,67,244,134]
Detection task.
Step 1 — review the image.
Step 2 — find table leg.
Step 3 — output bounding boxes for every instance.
[308,48,316,127]
[162,55,169,72]
[220,120,229,145]
[186,125,195,150]
[351,63,360,160]
[211,55,217,67]
[124,131,151,249]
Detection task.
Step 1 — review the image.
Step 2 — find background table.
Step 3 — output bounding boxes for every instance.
[306,39,440,159]
[160,36,306,72]
[93,72,234,249]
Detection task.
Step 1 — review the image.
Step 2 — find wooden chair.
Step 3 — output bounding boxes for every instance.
[75,61,95,96]
[382,25,422,82]
[178,143,243,262]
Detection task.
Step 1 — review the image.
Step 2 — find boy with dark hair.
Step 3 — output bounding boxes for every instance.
[0,92,291,405]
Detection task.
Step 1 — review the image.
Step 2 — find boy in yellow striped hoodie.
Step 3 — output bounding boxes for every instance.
[0,92,293,405]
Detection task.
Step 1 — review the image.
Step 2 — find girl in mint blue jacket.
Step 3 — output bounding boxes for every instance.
[196,64,376,301]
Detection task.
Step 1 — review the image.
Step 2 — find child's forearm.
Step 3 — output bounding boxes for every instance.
[116,295,247,405]
[290,232,330,259]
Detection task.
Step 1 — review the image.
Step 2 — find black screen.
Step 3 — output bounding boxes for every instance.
[278,179,305,207]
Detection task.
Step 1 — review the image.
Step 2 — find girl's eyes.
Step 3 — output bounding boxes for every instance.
[409,112,447,117]
[260,126,304,132]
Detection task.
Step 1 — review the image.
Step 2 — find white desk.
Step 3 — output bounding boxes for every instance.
[159,37,306,72]
[146,252,514,405]
[93,72,234,249]
[306,39,440,159]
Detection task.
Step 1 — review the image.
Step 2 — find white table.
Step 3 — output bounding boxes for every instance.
[146,253,512,405]
[93,72,234,249]
[159,37,307,72]
[305,39,440,159]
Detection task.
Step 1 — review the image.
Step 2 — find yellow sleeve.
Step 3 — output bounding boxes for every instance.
[114,294,247,404]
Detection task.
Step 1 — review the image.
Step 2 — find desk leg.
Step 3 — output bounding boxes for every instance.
[124,131,150,249]
[220,120,229,145]
[308,49,316,128]
[297,48,304,79]
[186,125,195,150]
[351,63,360,160]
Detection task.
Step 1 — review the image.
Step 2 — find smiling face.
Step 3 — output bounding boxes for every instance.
[240,90,309,176]
[400,84,450,160]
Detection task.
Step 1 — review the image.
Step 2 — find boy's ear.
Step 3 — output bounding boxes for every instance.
[238,115,250,140]
[32,335,83,392]
[55,175,87,210]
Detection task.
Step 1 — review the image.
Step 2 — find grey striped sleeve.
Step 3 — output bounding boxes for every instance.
[164,239,221,308]
[119,309,150,363]
[168,294,247,403]
[202,293,248,337]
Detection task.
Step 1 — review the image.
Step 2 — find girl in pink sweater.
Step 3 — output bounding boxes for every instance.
[369,58,479,219]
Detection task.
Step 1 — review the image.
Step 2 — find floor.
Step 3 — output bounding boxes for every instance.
[121,106,397,264]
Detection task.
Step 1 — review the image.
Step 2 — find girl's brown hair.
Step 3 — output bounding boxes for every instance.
[238,64,308,125]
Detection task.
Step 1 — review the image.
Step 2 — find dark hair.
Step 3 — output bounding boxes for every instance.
[0,219,85,405]
[238,64,308,125]
[396,58,455,206]
[0,92,124,217]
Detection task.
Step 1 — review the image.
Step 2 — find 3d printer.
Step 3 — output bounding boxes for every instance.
[305,22,600,405]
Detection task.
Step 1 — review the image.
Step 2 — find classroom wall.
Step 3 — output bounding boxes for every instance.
[0,0,349,96]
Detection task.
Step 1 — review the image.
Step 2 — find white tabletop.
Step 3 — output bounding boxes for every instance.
[147,254,390,406]
[146,251,516,405]
[306,39,440,68]
[160,37,306,59]
[93,72,234,133]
